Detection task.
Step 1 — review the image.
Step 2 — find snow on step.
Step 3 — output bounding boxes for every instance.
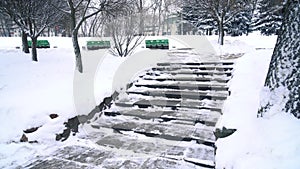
[157,62,234,66]
[146,70,232,77]
[27,145,144,168]
[152,66,233,72]
[27,157,91,169]
[155,64,234,71]
[95,132,215,166]
[28,146,213,168]
[136,79,228,86]
[140,157,213,169]
[91,115,216,144]
[27,146,114,168]
[140,69,231,83]
[115,98,223,112]
[102,157,211,169]
[142,74,231,83]
[151,68,232,76]
[134,81,229,92]
[127,87,228,100]
[104,108,220,126]
[27,133,215,168]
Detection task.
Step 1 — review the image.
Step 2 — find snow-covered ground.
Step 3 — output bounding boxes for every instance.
[0,34,299,168]
[0,37,128,167]
[209,35,300,169]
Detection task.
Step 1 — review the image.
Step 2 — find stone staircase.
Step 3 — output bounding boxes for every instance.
[28,53,234,169]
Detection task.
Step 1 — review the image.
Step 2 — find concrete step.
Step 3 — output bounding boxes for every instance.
[155,64,233,70]
[27,145,113,169]
[91,115,216,145]
[104,108,220,126]
[95,133,215,168]
[127,88,228,100]
[142,75,230,83]
[152,67,232,73]
[27,128,215,168]
[146,70,232,77]
[115,98,223,112]
[152,66,234,71]
[27,157,92,169]
[141,157,214,169]
[134,82,229,92]
[157,62,234,66]
[27,152,212,169]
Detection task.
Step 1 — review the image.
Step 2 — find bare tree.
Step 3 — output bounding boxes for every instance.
[259,0,299,118]
[156,0,177,35]
[155,0,163,35]
[57,0,129,73]
[150,0,159,35]
[80,13,107,37]
[152,0,164,35]
[134,0,159,35]
[149,0,166,35]
[0,0,62,60]
[57,16,73,37]
[160,0,174,35]
[109,13,144,57]
[135,0,146,35]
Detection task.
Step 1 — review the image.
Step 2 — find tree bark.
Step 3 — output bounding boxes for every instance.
[31,37,38,62]
[139,12,144,35]
[68,1,83,73]
[137,0,144,35]
[260,0,300,118]
[156,0,164,36]
[157,7,162,35]
[72,30,83,73]
[218,18,225,45]
[21,31,30,53]
[152,7,157,35]
[47,28,50,37]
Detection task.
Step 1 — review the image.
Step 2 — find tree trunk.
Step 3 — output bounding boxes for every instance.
[31,37,38,62]
[152,8,157,35]
[259,0,300,118]
[0,19,6,36]
[157,9,162,35]
[47,28,50,37]
[72,30,83,73]
[218,18,224,45]
[138,9,144,35]
[22,31,30,53]
[69,4,83,73]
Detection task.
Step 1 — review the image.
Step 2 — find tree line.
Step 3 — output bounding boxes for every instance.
[0,0,288,70]
[0,0,180,73]
[180,0,284,45]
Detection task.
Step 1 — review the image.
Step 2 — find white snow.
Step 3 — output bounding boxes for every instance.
[0,34,299,168]
[0,48,75,142]
[0,37,127,167]
[213,34,300,169]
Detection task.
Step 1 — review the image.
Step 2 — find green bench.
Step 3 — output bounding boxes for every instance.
[145,39,169,49]
[86,41,111,50]
[28,40,50,48]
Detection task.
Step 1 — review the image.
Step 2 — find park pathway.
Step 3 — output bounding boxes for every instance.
[28,50,234,169]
